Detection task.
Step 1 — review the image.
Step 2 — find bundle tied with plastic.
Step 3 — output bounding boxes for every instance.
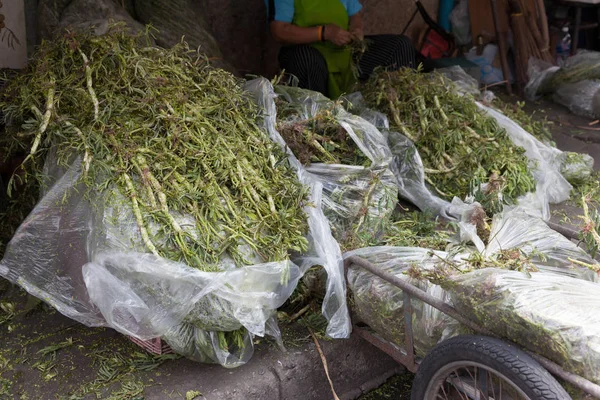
[435,66,596,220]
[344,91,483,226]
[525,51,600,119]
[273,85,398,250]
[0,27,351,367]
[346,246,461,357]
[346,206,600,383]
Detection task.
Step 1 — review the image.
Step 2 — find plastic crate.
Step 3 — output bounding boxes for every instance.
[128,336,173,356]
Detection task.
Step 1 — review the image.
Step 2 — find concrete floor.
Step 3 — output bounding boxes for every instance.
[0,278,403,400]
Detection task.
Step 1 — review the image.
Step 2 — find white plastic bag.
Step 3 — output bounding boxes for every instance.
[553,80,600,119]
[450,0,471,46]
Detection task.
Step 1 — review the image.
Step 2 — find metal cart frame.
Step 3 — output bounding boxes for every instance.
[344,255,600,399]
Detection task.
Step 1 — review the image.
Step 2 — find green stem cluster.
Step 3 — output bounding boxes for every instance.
[362,68,536,209]
[0,26,310,271]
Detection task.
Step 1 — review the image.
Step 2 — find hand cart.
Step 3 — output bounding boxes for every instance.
[344,254,600,400]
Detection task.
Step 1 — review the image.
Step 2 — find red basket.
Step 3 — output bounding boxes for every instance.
[128,336,174,355]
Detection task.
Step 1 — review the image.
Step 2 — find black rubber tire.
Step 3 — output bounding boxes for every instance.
[411,335,571,400]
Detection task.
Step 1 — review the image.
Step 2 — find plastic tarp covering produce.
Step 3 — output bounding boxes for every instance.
[346,246,461,357]
[436,66,578,220]
[0,77,352,367]
[524,58,559,100]
[346,206,600,380]
[526,51,600,98]
[553,80,600,120]
[273,85,399,247]
[476,104,572,220]
[247,79,351,339]
[449,268,600,385]
[526,52,600,120]
[345,91,481,223]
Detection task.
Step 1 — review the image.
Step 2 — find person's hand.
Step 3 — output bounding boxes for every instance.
[350,28,364,42]
[324,24,353,46]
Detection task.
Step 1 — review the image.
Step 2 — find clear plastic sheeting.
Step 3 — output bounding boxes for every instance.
[163,323,255,368]
[346,206,600,382]
[483,207,598,282]
[527,52,600,100]
[271,85,399,247]
[346,246,462,357]
[449,269,600,385]
[553,80,600,120]
[524,58,559,100]
[437,65,480,97]
[274,85,393,166]
[246,78,352,339]
[476,104,572,220]
[560,151,595,185]
[345,91,482,223]
[0,78,353,367]
[437,66,575,220]
[305,164,398,245]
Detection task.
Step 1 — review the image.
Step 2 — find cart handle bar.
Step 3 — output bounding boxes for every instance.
[344,255,600,399]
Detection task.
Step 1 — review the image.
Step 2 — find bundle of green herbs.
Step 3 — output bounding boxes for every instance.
[446,268,600,385]
[0,27,312,358]
[362,68,536,213]
[275,89,370,167]
[536,52,600,95]
[273,85,398,252]
[1,27,309,270]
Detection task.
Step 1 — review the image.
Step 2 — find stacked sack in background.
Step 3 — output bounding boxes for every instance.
[526,51,600,120]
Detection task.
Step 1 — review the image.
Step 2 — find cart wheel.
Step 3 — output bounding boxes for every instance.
[411,335,571,400]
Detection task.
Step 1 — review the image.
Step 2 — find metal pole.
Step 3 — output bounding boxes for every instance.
[527,351,600,399]
[546,220,579,241]
[345,255,496,336]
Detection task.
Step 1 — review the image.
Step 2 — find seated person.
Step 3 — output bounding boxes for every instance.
[266,0,417,99]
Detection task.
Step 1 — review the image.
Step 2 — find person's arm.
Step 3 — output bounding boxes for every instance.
[347,0,364,40]
[349,13,364,41]
[271,21,353,46]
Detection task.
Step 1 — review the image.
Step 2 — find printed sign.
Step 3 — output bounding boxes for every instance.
[0,0,27,69]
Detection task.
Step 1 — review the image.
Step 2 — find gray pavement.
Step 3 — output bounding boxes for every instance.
[0,280,401,400]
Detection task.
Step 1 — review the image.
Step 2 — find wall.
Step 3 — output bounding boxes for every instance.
[21,0,438,75]
[201,0,439,77]
[0,0,28,69]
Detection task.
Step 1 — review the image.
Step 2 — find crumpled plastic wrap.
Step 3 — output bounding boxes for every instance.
[345,206,599,378]
[476,104,572,220]
[449,269,600,385]
[553,80,600,120]
[525,51,600,122]
[524,58,559,100]
[249,79,352,338]
[437,65,480,97]
[346,246,462,357]
[345,91,482,223]
[560,151,595,185]
[436,66,575,220]
[0,78,352,367]
[273,85,399,246]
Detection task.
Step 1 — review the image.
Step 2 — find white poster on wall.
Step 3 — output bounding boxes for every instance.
[0,0,27,69]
